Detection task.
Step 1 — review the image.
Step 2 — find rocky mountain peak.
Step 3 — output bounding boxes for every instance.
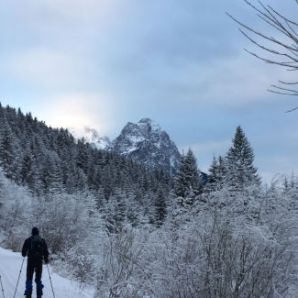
[138,118,161,130]
[76,119,182,174]
[112,118,181,174]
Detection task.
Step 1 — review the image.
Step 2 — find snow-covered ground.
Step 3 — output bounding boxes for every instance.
[0,247,94,298]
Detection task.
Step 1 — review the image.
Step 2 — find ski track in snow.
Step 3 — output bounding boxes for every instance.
[0,247,94,298]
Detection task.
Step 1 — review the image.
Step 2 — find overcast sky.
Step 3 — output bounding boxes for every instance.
[0,0,297,182]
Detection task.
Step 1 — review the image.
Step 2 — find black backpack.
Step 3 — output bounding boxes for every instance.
[30,235,43,256]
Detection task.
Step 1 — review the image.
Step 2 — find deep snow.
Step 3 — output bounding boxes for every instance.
[0,247,94,298]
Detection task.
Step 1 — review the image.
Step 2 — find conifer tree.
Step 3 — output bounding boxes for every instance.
[0,118,18,180]
[225,126,260,190]
[174,149,200,198]
[154,189,167,227]
[20,144,36,189]
[207,155,226,191]
[104,188,127,232]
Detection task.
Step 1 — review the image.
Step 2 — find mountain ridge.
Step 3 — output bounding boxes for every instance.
[83,118,181,174]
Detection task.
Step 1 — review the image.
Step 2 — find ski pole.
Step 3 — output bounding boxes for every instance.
[46,264,56,298]
[13,257,25,298]
[0,275,5,298]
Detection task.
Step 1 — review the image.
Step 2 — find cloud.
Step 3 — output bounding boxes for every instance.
[193,55,281,106]
[2,0,117,25]
[32,93,113,135]
[150,51,284,108]
[3,47,94,91]
[1,0,282,111]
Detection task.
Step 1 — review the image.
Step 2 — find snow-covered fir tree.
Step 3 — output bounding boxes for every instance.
[207,155,226,191]
[154,189,167,227]
[174,149,201,198]
[225,126,261,191]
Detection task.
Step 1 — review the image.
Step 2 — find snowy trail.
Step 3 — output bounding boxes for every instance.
[0,247,94,298]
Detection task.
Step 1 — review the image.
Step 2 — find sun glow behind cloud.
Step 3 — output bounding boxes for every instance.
[35,93,112,136]
[5,48,88,90]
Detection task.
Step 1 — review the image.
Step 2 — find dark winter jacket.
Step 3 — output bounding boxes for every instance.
[22,235,49,263]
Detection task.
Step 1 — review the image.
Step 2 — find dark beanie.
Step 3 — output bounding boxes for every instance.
[32,227,39,235]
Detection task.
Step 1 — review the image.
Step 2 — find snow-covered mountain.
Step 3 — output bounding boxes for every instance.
[76,119,181,174]
[111,118,181,174]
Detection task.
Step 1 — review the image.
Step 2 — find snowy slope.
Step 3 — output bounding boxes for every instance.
[0,247,94,298]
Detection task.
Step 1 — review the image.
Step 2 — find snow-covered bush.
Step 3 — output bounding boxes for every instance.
[145,211,292,298]
[93,195,295,298]
[96,227,150,298]
[1,161,298,297]
[0,169,32,250]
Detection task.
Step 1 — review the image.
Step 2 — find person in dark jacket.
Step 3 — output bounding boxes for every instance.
[22,227,49,298]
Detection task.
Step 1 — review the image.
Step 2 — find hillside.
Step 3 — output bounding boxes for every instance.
[0,104,171,200]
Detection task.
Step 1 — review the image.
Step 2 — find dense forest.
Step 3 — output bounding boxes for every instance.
[0,104,174,228]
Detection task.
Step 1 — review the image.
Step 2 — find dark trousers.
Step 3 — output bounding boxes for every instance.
[25,258,44,296]
[26,258,43,282]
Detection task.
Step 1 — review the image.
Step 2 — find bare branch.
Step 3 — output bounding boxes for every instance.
[268,89,298,96]
[244,48,298,69]
[268,5,298,27]
[228,0,298,104]
[271,84,298,93]
[279,80,298,85]
[240,29,298,64]
[227,12,298,52]
[285,106,298,112]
